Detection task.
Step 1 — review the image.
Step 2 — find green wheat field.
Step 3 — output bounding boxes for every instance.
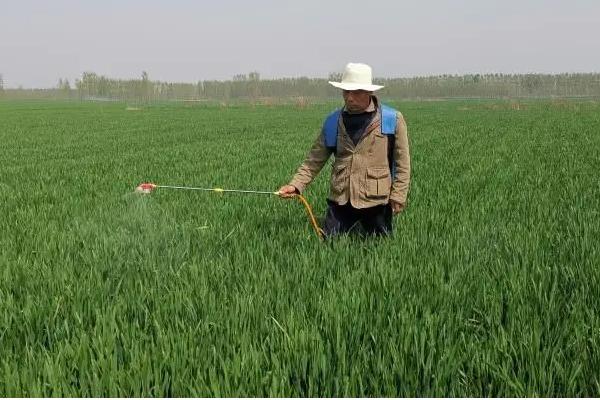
[1,99,599,396]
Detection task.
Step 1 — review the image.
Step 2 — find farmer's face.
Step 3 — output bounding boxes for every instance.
[343,90,372,112]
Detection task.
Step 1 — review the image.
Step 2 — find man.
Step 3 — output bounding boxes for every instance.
[278,62,411,237]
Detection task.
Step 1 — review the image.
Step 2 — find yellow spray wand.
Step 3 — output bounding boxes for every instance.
[136,182,324,240]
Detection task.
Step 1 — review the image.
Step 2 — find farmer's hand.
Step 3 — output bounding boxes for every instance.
[390,200,405,215]
[278,185,299,198]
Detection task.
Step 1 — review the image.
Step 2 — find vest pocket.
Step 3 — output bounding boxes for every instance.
[366,167,391,198]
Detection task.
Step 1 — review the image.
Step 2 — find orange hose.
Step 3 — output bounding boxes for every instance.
[293,194,325,240]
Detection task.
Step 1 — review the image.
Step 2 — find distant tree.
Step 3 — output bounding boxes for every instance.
[27,70,600,102]
[522,74,543,95]
[248,71,260,100]
[0,73,4,93]
[328,72,343,82]
[80,71,99,98]
[57,78,70,90]
[56,78,71,98]
[97,76,110,97]
[140,71,150,102]
[75,78,83,99]
[232,73,248,98]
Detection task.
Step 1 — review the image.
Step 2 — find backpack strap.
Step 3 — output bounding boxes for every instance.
[380,104,398,178]
[380,104,397,134]
[322,109,341,152]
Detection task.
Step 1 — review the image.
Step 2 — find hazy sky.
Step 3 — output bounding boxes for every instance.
[2,0,599,88]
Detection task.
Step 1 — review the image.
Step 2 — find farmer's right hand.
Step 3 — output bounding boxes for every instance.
[277,185,298,198]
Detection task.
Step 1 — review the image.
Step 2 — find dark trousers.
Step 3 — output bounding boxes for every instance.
[323,199,393,238]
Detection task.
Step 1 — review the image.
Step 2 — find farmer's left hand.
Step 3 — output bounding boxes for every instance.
[390,200,405,215]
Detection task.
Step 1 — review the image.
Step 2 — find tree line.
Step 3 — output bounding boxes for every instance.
[2,71,600,101]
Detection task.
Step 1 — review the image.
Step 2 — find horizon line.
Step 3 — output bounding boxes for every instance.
[3,70,600,90]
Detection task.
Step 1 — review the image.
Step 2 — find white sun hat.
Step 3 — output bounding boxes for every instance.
[328,62,384,91]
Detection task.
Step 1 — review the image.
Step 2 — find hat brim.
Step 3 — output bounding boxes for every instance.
[328,81,384,91]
